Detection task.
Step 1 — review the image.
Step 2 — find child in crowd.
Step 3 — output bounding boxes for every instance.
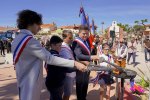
[45,35,74,100]
[98,43,114,100]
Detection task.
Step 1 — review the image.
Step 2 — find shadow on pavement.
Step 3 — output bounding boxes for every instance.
[0,66,13,69]
[87,85,115,100]
[0,78,50,100]
[0,81,18,100]
[123,90,141,100]
[134,62,140,67]
[0,78,16,82]
[87,89,99,100]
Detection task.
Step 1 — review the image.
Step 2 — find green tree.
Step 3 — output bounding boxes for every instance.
[132,19,148,37]
[117,23,131,33]
[141,19,148,26]
[134,20,139,25]
[134,19,148,28]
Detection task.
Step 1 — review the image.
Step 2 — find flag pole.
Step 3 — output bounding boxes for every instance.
[81,0,83,7]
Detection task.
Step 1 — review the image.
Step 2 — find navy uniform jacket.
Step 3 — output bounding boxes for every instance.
[46,50,74,88]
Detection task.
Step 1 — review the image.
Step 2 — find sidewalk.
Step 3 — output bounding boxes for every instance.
[126,43,150,81]
[0,53,13,68]
[0,55,5,65]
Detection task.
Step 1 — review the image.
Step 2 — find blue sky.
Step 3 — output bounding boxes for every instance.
[0,0,150,31]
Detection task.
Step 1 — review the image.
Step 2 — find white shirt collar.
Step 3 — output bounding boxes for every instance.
[20,29,33,36]
[62,42,69,47]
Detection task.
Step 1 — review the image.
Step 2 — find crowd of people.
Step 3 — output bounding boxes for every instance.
[39,19,149,100]
[11,9,150,100]
[41,29,145,100]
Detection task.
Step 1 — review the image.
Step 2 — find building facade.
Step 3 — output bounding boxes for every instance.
[107,21,123,40]
[38,22,57,34]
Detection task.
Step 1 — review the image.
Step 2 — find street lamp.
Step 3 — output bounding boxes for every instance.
[101,22,104,34]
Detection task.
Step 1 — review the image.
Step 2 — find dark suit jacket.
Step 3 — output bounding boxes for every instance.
[46,49,74,88]
[72,38,91,61]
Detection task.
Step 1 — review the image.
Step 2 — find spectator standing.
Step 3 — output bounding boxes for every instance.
[127,37,137,67]
[59,30,76,100]
[143,36,150,62]
[0,40,5,56]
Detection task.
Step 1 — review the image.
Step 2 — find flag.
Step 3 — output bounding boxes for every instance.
[86,15,90,30]
[79,7,83,17]
[86,15,94,49]
[92,19,95,34]
[79,6,94,49]
[89,33,94,49]
[79,6,88,26]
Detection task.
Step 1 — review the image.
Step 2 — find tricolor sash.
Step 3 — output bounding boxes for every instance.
[13,35,33,64]
[90,72,103,86]
[108,54,112,62]
[61,45,74,60]
[121,45,127,55]
[97,45,103,55]
[74,38,90,55]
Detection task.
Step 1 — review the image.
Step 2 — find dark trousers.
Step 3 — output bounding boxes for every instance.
[76,70,90,100]
[45,79,64,100]
[144,48,150,61]
[0,48,5,55]
[47,86,63,100]
[7,47,11,53]
[127,52,136,63]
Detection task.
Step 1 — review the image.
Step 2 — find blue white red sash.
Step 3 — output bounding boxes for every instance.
[61,45,74,60]
[13,35,33,64]
[74,38,90,55]
[90,72,103,86]
[108,55,112,62]
[97,45,103,55]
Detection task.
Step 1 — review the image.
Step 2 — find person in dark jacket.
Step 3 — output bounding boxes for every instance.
[45,35,74,100]
[6,39,12,53]
[0,40,5,55]
[72,26,99,100]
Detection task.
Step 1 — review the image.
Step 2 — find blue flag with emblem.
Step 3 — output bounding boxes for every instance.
[79,6,88,26]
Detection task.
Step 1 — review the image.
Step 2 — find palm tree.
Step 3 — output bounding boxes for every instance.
[117,23,131,32]
[133,19,148,36]
[134,20,139,25]
[117,23,124,29]
[134,19,148,29]
[141,19,148,26]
